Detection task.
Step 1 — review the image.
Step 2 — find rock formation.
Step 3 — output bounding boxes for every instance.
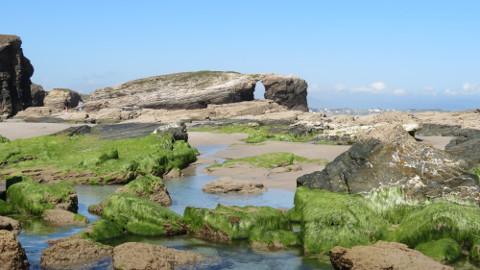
[43,88,82,110]
[0,230,29,270]
[297,125,480,203]
[202,178,266,194]
[85,71,308,112]
[0,216,21,235]
[0,35,34,118]
[30,83,46,106]
[42,209,88,226]
[41,238,112,270]
[330,241,452,270]
[112,242,203,270]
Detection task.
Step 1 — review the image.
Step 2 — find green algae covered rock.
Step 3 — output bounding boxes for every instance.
[249,228,300,250]
[393,202,480,248]
[116,174,172,206]
[183,204,290,242]
[471,243,480,264]
[100,194,185,236]
[293,187,387,254]
[415,238,461,263]
[0,199,14,215]
[7,180,78,215]
[82,219,124,242]
[0,135,9,143]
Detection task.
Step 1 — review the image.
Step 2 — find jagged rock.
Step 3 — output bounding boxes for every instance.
[261,74,308,111]
[330,241,452,270]
[297,125,480,203]
[112,242,203,270]
[30,83,46,106]
[0,230,29,270]
[42,209,88,226]
[44,88,82,110]
[0,35,34,118]
[40,238,112,270]
[202,178,265,194]
[153,122,188,141]
[85,71,309,112]
[0,216,20,235]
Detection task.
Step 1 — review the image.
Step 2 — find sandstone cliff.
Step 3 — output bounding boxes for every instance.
[0,35,34,117]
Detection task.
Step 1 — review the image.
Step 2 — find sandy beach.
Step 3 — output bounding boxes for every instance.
[0,120,80,140]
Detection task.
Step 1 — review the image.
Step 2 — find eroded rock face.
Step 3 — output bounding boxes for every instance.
[330,241,452,270]
[30,83,46,106]
[40,238,112,270]
[44,88,82,110]
[297,125,480,203]
[202,178,265,194]
[0,35,34,118]
[0,230,29,270]
[85,71,309,112]
[112,242,203,270]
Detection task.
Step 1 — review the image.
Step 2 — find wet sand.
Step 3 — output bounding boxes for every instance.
[0,120,80,140]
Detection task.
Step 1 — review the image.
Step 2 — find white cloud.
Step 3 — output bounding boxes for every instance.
[370,81,386,92]
[393,88,407,96]
[423,86,437,96]
[334,83,347,91]
[444,89,458,96]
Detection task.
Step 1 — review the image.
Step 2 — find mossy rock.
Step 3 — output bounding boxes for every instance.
[415,238,461,263]
[249,228,300,250]
[6,180,77,215]
[82,219,124,242]
[471,243,480,264]
[100,194,185,236]
[117,174,171,206]
[0,135,9,143]
[183,204,291,242]
[393,201,480,247]
[0,199,14,215]
[293,187,387,254]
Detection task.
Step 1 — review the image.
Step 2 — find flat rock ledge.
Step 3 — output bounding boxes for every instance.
[0,230,29,270]
[330,241,452,270]
[42,209,88,226]
[112,242,203,270]
[202,177,266,194]
[41,238,113,270]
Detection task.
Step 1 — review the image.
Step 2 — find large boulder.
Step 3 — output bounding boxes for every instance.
[0,230,29,270]
[260,74,308,112]
[112,242,203,270]
[44,88,82,110]
[330,241,452,270]
[40,238,113,270]
[297,125,480,203]
[0,35,34,118]
[30,83,46,106]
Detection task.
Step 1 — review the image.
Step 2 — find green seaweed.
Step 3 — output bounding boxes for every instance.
[393,201,480,248]
[471,243,480,265]
[293,187,387,254]
[415,238,461,263]
[0,135,9,143]
[100,194,185,236]
[7,180,77,215]
[117,174,170,204]
[249,228,300,250]
[208,152,325,169]
[365,187,421,224]
[0,199,14,215]
[184,204,291,242]
[82,219,124,242]
[0,133,198,184]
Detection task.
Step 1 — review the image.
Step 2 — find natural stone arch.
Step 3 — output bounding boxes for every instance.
[254,81,266,100]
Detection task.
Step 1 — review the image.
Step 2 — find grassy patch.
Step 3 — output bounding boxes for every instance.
[184,204,290,242]
[100,194,185,236]
[415,238,461,264]
[209,152,325,169]
[0,133,198,184]
[190,124,317,144]
[7,180,77,215]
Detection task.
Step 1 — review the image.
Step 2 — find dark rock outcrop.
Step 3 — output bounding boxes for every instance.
[297,125,480,203]
[0,35,34,118]
[41,238,112,270]
[330,241,452,270]
[85,71,309,112]
[0,230,29,270]
[30,83,46,106]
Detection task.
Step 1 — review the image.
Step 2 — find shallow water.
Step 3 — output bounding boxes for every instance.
[17,144,330,270]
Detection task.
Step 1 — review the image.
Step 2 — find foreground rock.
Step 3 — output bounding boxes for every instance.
[85,71,308,112]
[298,125,480,203]
[43,88,82,110]
[0,230,29,270]
[42,209,88,226]
[330,241,453,270]
[0,35,34,118]
[202,177,265,194]
[41,238,112,270]
[113,242,203,270]
[0,216,21,234]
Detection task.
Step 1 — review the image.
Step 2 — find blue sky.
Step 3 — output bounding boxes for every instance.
[3,1,480,110]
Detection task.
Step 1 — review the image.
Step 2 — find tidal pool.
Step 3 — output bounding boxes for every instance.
[17,144,331,270]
